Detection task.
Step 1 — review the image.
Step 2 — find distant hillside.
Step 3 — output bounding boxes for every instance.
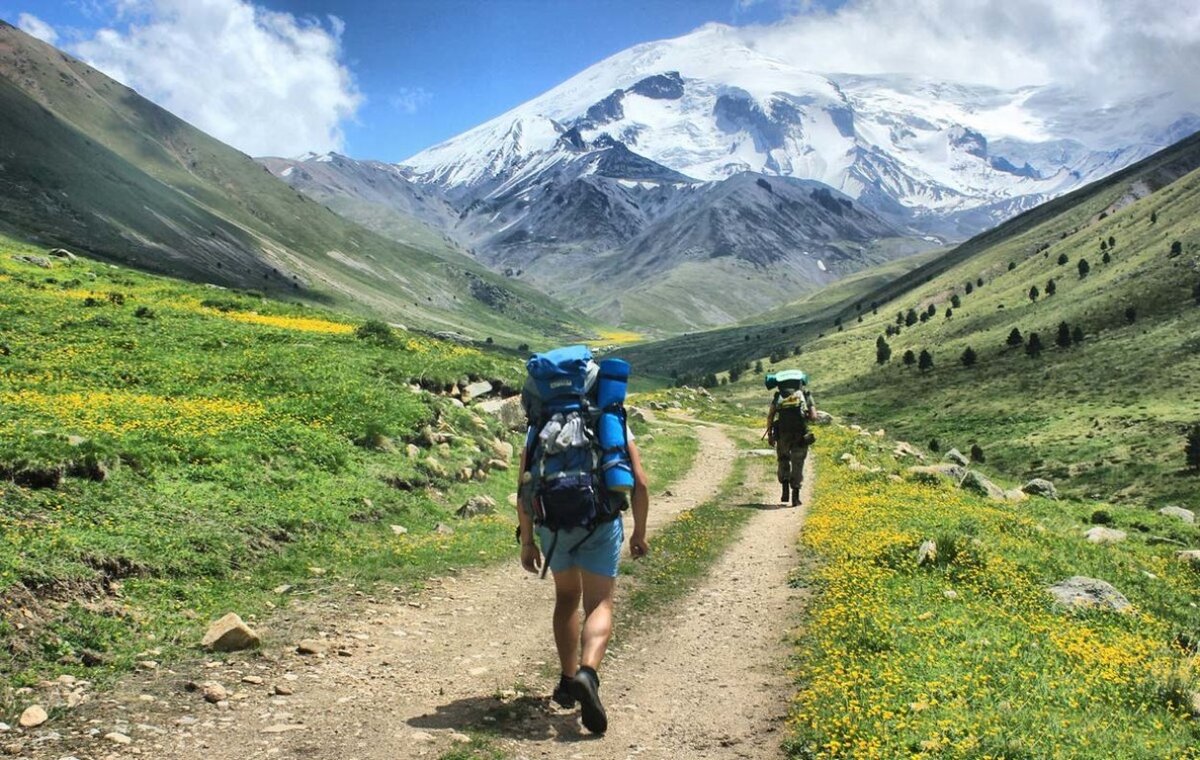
[631,131,1200,504]
[0,21,589,343]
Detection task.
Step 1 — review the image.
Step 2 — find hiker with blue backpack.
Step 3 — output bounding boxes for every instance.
[515,345,650,735]
[765,370,817,507]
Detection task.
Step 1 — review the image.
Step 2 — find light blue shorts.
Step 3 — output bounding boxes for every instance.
[536,517,624,578]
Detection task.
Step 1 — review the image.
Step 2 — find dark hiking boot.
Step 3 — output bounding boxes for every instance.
[780,480,790,503]
[791,485,801,507]
[552,673,576,708]
[569,666,607,734]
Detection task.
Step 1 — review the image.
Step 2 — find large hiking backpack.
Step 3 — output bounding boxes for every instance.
[520,346,632,575]
[766,370,812,440]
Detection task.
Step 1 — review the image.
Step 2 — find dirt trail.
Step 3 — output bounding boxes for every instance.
[30,423,814,760]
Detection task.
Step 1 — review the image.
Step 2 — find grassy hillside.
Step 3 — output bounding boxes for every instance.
[619,247,944,377]
[0,20,589,344]
[789,427,1200,758]
[698,146,1200,506]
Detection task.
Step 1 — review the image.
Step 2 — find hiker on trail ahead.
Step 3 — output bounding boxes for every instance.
[765,370,816,507]
[515,346,650,735]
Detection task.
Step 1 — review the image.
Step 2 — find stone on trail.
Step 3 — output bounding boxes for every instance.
[261,724,306,734]
[1085,526,1127,545]
[201,682,228,704]
[273,684,294,696]
[1047,576,1131,612]
[746,449,775,458]
[944,448,970,466]
[295,639,326,656]
[960,470,1006,501]
[18,705,48,728]
[1022,478,1058,499]
[456,495,497,519]
[104,732,132,745]
[201,613,260,652]
[1159,506,1195,524]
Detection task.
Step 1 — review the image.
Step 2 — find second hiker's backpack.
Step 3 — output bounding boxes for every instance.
[519,346,631,544]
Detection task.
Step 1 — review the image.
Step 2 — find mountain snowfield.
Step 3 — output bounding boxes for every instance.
[400,23,1196,229]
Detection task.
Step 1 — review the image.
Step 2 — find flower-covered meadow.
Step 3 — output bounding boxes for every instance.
[788,426,1200,758]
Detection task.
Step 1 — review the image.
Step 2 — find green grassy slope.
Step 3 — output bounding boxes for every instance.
[618,247,944,375]
[625,132,1200,380]
[0,20,589,344]
[0,237,693,714]
[707,143,1200,505]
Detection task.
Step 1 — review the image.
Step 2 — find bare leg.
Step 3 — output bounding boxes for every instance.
[551,567,582,676]
[579,571,616,670]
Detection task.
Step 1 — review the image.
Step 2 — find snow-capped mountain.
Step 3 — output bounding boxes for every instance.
[402,23,1195,232]
[265,23,1197,331]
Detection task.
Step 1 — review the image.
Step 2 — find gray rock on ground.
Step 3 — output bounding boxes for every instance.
[917,540,937,566]
[476,396,526,431]
[1085,526,1127,545]
[461,381,493,402]
[1176,550,1200,564]
[907,463,967,485]
[961,470,1006,501]
[1159,506,1195,524]
[892,441,924,461]
[456,495,497,519]
[1022,478,1058,499]
[18,705,48,728]
[1047,576,1131,612]
[944,449,970,466]
[201,612,260,652]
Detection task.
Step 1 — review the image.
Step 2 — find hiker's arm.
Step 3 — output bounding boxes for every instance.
[627,440,650,558]
[765,404,777,443]
[516,447,541,573]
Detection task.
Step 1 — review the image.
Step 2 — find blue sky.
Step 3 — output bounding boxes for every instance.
[4,0,826,160]
[7,1,1197,161]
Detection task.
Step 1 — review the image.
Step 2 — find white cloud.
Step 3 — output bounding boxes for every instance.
[68,0,363,157]
[390,86,432,114]
[743,0,1200,110]
[17,12,58,44]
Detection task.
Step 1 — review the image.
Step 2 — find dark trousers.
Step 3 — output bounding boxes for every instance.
[776,432,808,485]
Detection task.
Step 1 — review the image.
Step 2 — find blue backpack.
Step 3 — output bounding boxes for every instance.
[520,346,633,576]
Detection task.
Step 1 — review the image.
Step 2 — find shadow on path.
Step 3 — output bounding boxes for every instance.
[406,694,600,745]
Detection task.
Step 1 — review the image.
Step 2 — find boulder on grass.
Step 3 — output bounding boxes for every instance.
[456,495,497,519]
[961,470,1006,502]
[1085,526,1127,545]
[907,464,967,485]
[1159,506,1195,524]
[1022,478,1058,499]
[944,449,970,466]
[1047,576,1130,612]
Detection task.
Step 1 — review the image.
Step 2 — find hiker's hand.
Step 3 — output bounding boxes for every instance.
[520,543,542,574]
[630,533,649,559]
[766,433,775,446]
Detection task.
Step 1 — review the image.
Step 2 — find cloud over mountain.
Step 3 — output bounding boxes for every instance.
[66,0,362,156]
[745,0,1200,113]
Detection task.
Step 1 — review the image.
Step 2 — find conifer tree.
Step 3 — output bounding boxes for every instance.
[1026,332,1043,357]
[903,349,916,366]
[1125,306,1137,324]
[1006,327,1023,347]
[1029,285,1039,302]
[1186,424,1200,471]
[1072,326,1084,344]
[1046,278,1057,296]
[918,349,933,372]
[960,346,977,367]
[951,294,961,308]
[1056,321,1071,348]
[1078,258,1090,278]
[1057,252,1069,265]
[875,336,892,365]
